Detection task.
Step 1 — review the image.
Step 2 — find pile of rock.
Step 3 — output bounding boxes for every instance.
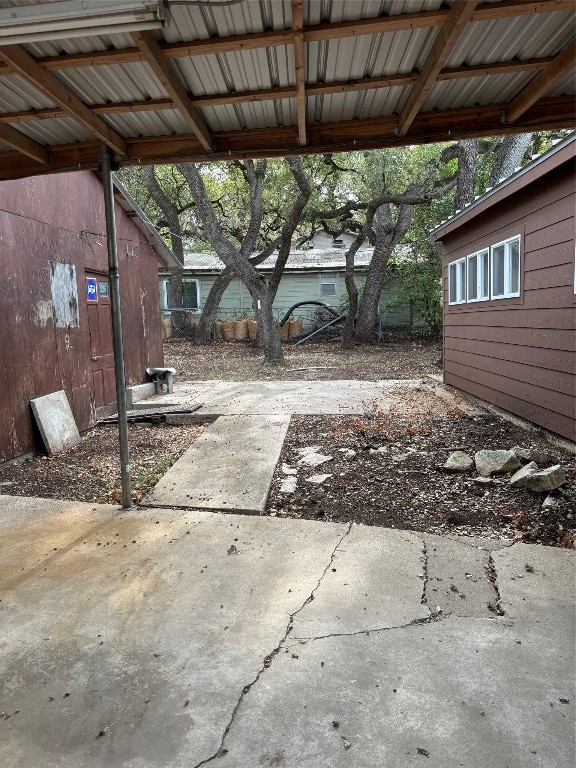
[443,445,567,510]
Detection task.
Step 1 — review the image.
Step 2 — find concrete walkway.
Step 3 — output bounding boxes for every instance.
[0,495,573,768]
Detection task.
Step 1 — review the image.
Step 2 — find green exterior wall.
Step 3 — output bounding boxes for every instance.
[185,271,412,326]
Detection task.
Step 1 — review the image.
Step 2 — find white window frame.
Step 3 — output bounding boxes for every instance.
[182,278,200,309]
[319,272,337,297]
[159,276,170,310]
[466,248,489,303]
[448,258,466,305]
[491,235,521,300]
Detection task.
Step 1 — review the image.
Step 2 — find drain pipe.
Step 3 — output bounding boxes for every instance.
[101,144,132,509]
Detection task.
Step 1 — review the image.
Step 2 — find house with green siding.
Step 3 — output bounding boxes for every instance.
[159,234,414,329]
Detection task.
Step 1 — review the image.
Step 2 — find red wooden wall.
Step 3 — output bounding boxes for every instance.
[0,171,164,461]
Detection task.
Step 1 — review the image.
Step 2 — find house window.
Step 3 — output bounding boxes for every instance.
[491,236,520,299]
[182,279,200,309]
[448,258,466,305]
[467,249,489,302]
[320,272,337,297]
[159,277,169,310]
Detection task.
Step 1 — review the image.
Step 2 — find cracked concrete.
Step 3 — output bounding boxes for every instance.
[0,496,574,768]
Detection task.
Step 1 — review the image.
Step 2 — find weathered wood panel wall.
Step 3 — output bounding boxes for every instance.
[441,160,575,441]
[0,172,163,461]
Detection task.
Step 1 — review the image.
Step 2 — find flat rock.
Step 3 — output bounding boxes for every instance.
[512,445,556,465]
[522,465,566,493]
[475,449,521,477]
[542,494,559,510]
[444,451,473,471]
[305,474,331,485]
[281,463,297,475]
[509,461,539,488]
[298,452,332,468]
[279,476,297,494]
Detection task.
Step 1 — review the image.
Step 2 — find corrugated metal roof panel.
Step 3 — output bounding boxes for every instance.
[0,74,57,112]
[106,109,190,138]
[56,62,168,105]
[424,72,537,112]
[446,11,576,68]
[12,117,94,145]
[549,70,576,97]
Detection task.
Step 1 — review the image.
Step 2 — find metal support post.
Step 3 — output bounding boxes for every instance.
[101,144,132,509]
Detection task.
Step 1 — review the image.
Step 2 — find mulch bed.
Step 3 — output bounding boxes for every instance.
[265,408,576,548]
[0,423,204,505]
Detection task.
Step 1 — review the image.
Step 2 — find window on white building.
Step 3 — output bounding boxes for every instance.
[182,279,200,308]
[320,272,337,297]
[491,236,520,299]
[448,258,466,304]
[467,248,489,302]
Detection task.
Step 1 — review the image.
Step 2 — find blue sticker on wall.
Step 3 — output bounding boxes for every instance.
[86,277,98,302]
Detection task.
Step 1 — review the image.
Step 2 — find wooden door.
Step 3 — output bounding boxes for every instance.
[85,272,116,416]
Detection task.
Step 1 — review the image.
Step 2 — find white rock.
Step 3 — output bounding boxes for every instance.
[541,494,558,510]
[443,451,473,471]
[475,449,521,477]
[368,447,387,455]
[279,477,297,494]
[338,448,357,459]
[281,463,297,475]
[306,474,332,485]
[509,462,539,488]
[391,452,412,463]
[296,446,320,456]
[298,452,333,468]
[524,465,567,493]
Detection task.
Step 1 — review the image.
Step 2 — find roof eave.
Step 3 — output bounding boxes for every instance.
[431,131,576,241]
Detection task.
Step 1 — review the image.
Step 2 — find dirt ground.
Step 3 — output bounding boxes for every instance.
[1,340,573,547]
[164,338,443,380]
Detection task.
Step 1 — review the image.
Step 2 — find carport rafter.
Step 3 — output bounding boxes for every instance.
[291,0,307,147]
[0,122,49,164]
[505,40,576,124]
[397,0,479,136]
[131,30,214,152]
[0,43,127,156]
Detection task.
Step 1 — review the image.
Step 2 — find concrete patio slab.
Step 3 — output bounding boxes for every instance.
[142,414,290,513]
[0,496,574,768]
[141,378,479,417]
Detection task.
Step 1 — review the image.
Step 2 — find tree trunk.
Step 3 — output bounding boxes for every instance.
[489,133,532,186]
[354,203,413,342]
[454,139,479,210]
[195,265,235,344]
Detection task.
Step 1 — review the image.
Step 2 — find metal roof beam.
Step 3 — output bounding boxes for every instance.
[131,30,213,152]
[0,1,573,76]
[397,1,479,136]
[291,0,307,146]
[505,40,576,123]
[0,43,126,156]
[0,122,49,164]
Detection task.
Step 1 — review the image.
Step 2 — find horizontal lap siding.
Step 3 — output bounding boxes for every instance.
[442,156,575,440]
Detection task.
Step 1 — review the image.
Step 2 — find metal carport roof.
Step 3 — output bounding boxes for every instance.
[0,0,574,181]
